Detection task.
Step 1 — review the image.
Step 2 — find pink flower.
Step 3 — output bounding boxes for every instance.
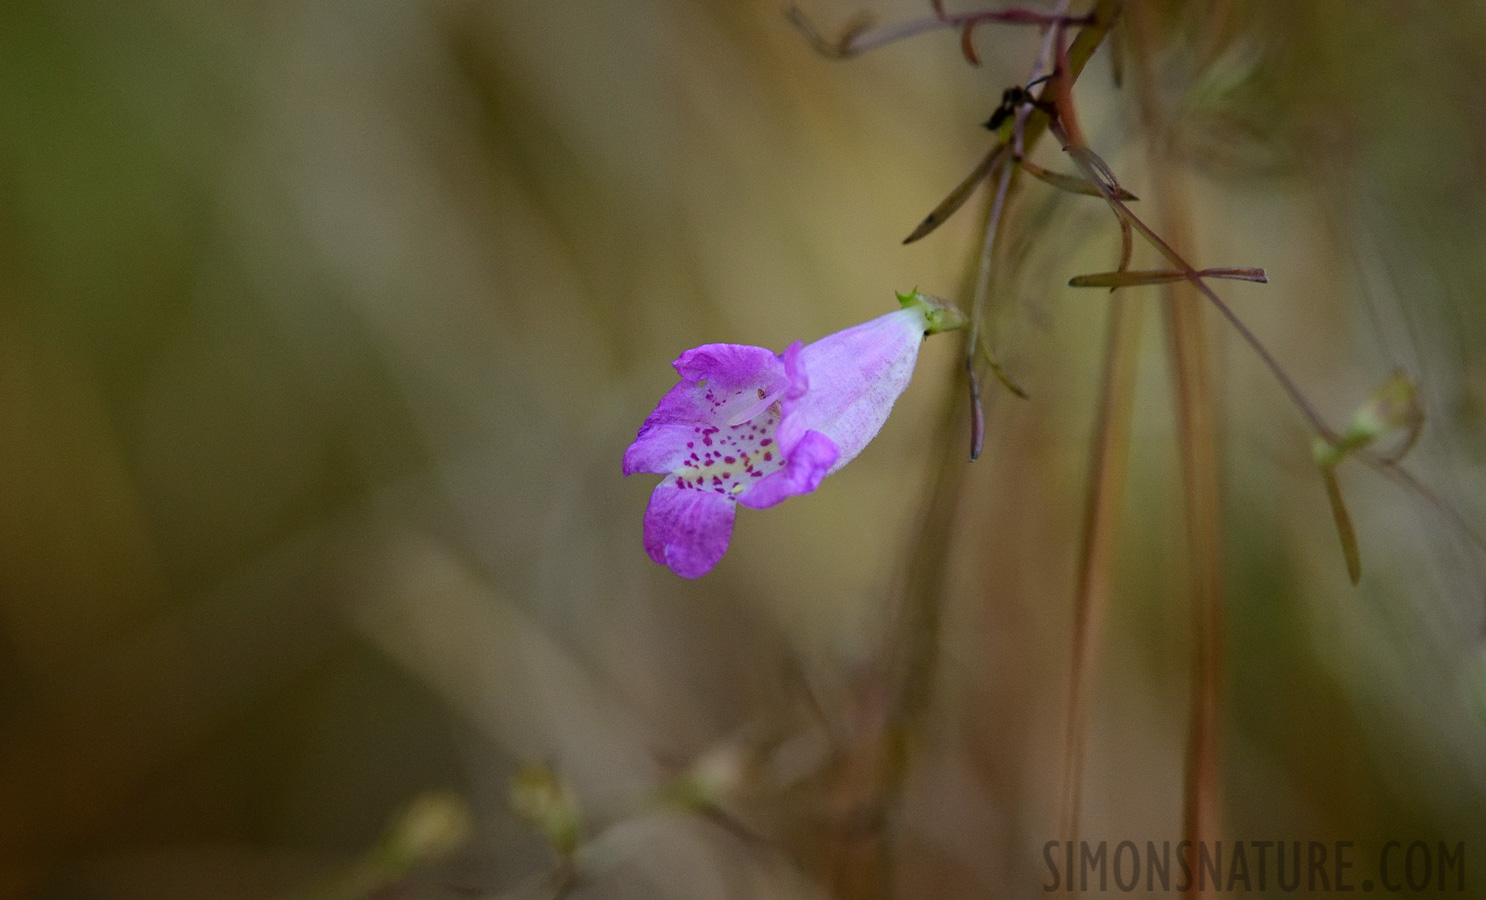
[623,293,963,577]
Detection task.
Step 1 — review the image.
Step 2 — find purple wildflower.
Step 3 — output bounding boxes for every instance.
[623,292,964,577]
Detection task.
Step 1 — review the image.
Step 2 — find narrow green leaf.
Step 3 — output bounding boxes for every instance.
[980,341,1030,399]
[1321,466,1362,585]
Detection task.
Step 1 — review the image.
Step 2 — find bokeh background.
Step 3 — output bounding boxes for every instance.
[1,1,1484,897]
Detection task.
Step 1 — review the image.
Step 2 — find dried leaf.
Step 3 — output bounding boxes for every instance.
[1116,215,1133,277]
[960,21,980,65]
[1021,158,1137,199]
[1195,266,1269,282]
[1068,267,1268,288]
[1068,270,1181,288]
[903,146,1005,244]
[785,6,874,59]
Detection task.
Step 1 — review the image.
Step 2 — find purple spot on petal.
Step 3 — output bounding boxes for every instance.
[723,456,736,464]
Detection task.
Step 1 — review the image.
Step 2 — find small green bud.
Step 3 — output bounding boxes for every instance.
[509,765,581,856]
[665,743,749,811]
[377,791,473,869]
[1338,369,1422,451]
[1318,370,1425,470]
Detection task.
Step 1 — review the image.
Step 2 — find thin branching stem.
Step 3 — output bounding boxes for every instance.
[966,154,1016,371]
[786,5,1092,59]
[1047,119,1338,442]
[815,7,1128,899]
[964,0,1077,423]
[963,145,1021,454]
[1363,455,1486,554]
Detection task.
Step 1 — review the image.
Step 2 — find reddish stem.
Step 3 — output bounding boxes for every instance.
[787,5,1094,59]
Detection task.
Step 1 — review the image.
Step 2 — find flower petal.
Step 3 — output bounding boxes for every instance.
[642,481,737,578]
[778,307,927,473]
[737,429,839,509]
[623,418,698,475]
[673,343,785,389]
[623,343,789,475]
[780,340,808,401]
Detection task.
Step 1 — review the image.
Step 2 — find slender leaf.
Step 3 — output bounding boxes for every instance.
[1021,158,1138,199]
[1321,465,1362,585]
[784,6,874,58]
[1116,214,1133,277]
[980,341,1030,399]
[903,145,1005,244]
[1069,267,1268,288]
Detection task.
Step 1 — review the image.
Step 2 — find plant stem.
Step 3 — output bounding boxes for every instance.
[1060,290,1144,858]
[1126,8,1225,896]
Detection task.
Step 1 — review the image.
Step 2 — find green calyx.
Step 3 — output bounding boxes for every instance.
[896,289,967,334]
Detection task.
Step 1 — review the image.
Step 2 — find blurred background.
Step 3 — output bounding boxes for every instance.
[0,0,1484,897]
